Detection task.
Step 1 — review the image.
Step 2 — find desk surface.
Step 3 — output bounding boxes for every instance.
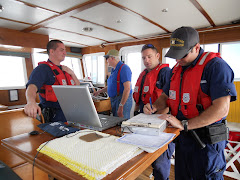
[2,127,179,180]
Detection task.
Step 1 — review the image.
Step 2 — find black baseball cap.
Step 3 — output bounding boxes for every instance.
[165,26,199,59]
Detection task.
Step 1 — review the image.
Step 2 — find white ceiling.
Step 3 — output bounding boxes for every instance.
[0,0,240,48]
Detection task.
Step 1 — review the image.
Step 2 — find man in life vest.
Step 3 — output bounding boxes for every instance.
[144,27,237,179]
[93,49,132,119]
[133,44,174,180]
[24,40,80,122]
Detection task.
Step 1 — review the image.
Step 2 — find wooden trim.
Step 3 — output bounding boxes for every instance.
[109,1,170,33]
[15,0,60,14]
[49,38,88,47]
[47,26,111,43]
[21,0,111,33]
[0,27,49,49]
[80,59,85,78]
[0,17,32,26]
[71,16,138,39]
[189,0,216,27]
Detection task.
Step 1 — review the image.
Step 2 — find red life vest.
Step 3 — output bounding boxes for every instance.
[168,52,221,119]
[133,64,169,105]
[38,61,75,102]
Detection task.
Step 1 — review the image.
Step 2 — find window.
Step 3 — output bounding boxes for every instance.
[32,51,83,80]
[83,52,105,86]
[0,55,27,89]
[162,48,176,69]
[221,42,240,80]
[120,45,144,89]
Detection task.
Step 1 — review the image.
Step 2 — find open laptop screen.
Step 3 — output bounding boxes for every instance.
[52,85,102,128]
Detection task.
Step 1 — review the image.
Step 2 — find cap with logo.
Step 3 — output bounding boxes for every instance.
[104,49,119,59]
[165,26,199,59]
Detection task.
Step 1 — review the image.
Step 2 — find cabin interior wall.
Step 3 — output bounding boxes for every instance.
[0,27,48,107]
[0,26,239,122]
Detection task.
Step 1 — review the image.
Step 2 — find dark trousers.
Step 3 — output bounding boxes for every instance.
[175,133,226,180]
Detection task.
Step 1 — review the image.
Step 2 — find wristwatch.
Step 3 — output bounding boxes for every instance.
[181,120,188,132]
[119,103,123,107]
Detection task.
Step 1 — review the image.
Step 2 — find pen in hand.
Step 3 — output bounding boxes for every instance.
[149,97,156,114]
[149,97,153,109]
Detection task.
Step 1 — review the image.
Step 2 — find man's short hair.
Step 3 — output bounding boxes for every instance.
[141,44,158,53]
[47,40,63,55]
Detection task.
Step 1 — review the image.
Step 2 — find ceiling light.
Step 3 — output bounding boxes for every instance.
[82,27,93,32]
[116,20,122,23]
[0,5,4,12]
[162,8,168,13]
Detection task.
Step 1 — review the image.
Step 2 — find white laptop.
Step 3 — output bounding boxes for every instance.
[52,85,126,131]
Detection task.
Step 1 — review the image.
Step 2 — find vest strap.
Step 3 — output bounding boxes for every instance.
[117,64,124,96]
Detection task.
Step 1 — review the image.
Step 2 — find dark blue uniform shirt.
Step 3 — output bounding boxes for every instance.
[26,60,61,109]
[163,48,237,120]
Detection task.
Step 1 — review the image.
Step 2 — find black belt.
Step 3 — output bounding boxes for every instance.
[194,120,228,144]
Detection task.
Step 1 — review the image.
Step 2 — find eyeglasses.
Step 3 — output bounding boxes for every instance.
[181,44,197,59]
[141,44,157,52]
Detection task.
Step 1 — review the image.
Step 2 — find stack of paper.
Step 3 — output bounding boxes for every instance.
[116,132,175,153]
[121,113,167,135]
[38,130,143,180]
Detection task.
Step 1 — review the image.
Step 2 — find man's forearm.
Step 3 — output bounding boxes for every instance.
[26,84,38,104]
[121,82,131,105]
[188,95,230,130]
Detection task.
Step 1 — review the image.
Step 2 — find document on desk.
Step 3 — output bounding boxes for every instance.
[121,113,167,131]
[116,132,175,153]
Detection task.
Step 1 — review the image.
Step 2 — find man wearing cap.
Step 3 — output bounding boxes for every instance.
[94,49,132,119]
[143,26,237,179]
[133,44,174,180]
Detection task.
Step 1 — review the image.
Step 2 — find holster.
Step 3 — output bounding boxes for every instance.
[195,120,229,144]
[42,107,57,123]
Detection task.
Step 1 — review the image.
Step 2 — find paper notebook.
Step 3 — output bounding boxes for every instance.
[121,113,167,131]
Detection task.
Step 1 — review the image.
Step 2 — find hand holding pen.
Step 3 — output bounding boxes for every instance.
[143,97,157,115]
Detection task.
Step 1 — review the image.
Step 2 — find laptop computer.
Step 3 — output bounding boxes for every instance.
[52,85,126,131]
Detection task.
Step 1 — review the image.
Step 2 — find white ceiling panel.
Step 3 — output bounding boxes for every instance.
[0,19,30,30]
[198,0,240,26]
[33,28,104,47]
[0,0,56,24]
[46,17,134,43]
[73,2,165,38]
[20,0,89,12]
[113,0,210,31]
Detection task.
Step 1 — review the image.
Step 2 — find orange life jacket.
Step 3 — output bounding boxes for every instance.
[39,61,75,102]
[133,64,169,105]
[168,52,221,119]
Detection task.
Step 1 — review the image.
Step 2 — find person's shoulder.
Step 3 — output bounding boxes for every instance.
[122,63,131,71]
[206,56,230,69]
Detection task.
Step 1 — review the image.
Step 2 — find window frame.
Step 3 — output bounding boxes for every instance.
[82,52,105,87]
[0,55,28,90]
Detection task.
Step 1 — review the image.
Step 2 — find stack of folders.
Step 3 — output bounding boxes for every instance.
[121,113,167,136]
[119,113,175,153]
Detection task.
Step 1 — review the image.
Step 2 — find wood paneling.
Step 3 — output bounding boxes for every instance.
[0,108,42,168]
[0,27,49,49]
[227,81,240,123]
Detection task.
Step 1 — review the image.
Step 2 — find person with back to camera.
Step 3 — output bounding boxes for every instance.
[143,26,237,179]
[133,44,174,180]
[24,40,80,122]
[93,49,132,119]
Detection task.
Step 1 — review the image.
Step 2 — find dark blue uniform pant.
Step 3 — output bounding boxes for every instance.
[152,141,175,180]
[175,133,227,180]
